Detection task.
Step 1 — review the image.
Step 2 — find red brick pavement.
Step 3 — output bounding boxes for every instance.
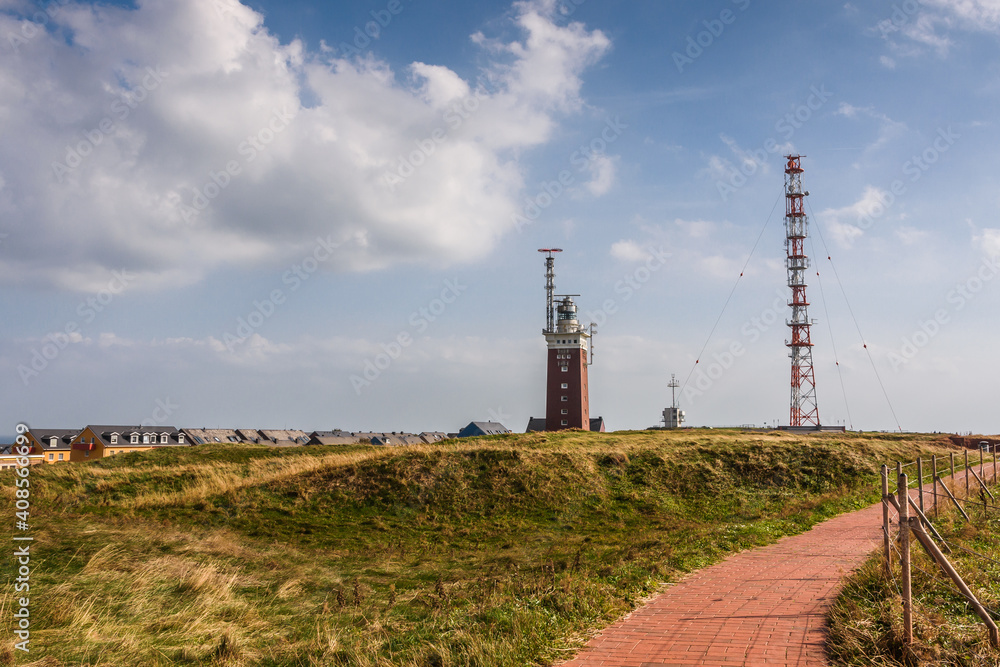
[559,463,997,667]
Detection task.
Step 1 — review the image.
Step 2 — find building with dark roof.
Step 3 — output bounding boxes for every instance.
[457,421,511,438]
[24,428,80,463]
[182,428,246,445]
[70,425,188,462]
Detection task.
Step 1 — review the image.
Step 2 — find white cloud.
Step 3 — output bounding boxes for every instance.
[923,0,1000,31]
[835,103,908,157]
[584,154,617,195]
[610,240,649,262]
[895,225,929,245]
[0,0,610,292]
[816,186,891,247]
[974,227,1000,256]
[878,1,1000,59]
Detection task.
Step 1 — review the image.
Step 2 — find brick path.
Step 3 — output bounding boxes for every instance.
[560,462,998,667]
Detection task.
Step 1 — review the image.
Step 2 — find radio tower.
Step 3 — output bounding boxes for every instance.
[784,155,820,427]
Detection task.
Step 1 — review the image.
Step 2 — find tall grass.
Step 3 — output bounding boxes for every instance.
[0,430,965,666]
[828,462,1000,666]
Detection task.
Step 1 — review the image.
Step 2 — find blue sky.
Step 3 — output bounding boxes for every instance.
[2,0,1000,435]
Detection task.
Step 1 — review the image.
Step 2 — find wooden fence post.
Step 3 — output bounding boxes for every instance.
[951,452,956,480]
[882,465,891,578]
[932,455,938,517]
[917,457,924,515]
[936,476,971,523]
[981,446,985,482]
[899,472,912,645]
[965,449,970,497]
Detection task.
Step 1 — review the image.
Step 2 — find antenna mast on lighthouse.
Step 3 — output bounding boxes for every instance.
[784,155,820,427]
[538,249,562,334]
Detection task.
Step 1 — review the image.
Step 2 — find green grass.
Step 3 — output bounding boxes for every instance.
[828,468,1000,666]
[0,429,964,666]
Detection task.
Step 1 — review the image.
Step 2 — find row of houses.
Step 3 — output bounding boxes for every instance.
[0,421,512,468]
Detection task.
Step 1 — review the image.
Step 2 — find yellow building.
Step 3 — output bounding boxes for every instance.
[23,428,79,464]
[70,425,188,462]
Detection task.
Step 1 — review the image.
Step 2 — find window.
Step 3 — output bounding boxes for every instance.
[178,434,185,444]
[58,453,64,461]
[561,383,568,389]
[561,396,568,402]
[48,453,53,461]
[161,434,168,444]
[130,434,138,444]
[143,434,150,444]
[561,366,568,372]
[111,434,118,444]
[561,409,568,415]
[84,451,89,457]
[561,420,568,426]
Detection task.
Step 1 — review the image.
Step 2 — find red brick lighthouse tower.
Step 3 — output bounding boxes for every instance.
[538,249,592,431]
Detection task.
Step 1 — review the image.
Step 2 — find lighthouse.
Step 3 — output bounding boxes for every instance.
[544,295,592,430]
[525,249,595,432]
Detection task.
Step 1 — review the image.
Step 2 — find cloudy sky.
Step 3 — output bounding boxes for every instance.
[2,0,999,436]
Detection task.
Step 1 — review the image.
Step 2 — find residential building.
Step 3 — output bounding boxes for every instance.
[70,425,188,462]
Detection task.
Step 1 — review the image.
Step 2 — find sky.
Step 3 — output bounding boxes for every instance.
[2,0,1000,436]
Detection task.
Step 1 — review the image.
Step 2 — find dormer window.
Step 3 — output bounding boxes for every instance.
[178,434,185,444]
[160,434,168,444]
[49,437,58,447]
[111,434,118,444]
[130,434,138,444]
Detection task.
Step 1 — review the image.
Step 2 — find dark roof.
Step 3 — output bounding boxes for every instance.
[457,421,511,438]
[589,417,606,433]
[309,436,362,446]
[29,428,80,449]
[309,430,354,439]
[525,418,546,433]
[182,429,245,445]
[80,425,187,448]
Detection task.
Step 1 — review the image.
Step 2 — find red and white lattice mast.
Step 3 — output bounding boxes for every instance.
[784,155,819,427]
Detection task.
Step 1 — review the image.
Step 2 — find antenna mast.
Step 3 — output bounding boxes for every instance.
[538,248,562,333]
[784,155,820,427]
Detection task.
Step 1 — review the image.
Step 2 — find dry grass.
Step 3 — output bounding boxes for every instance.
[1,429,970,666]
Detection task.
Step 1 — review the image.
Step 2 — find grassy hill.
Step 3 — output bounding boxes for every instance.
[0,429,964,666]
